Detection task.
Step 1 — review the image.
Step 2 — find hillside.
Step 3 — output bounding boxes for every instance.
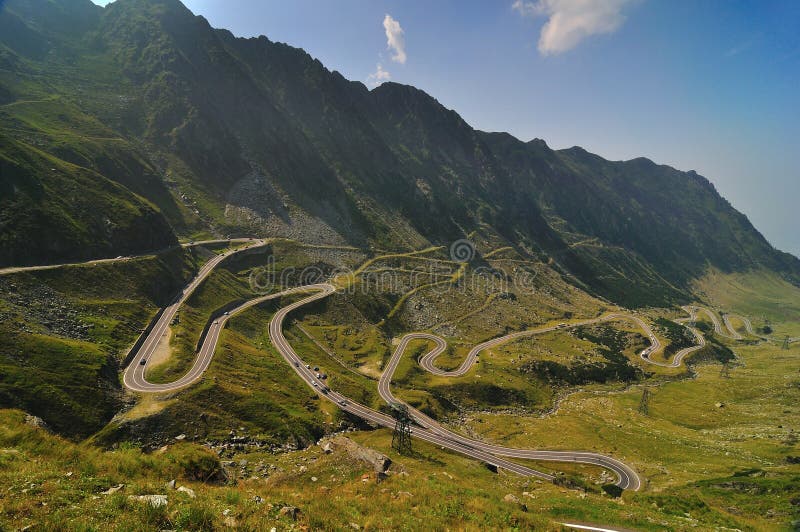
[2,2,800,529]
[1,0,798,303]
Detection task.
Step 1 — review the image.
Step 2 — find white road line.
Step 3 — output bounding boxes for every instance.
[118,245,751,492]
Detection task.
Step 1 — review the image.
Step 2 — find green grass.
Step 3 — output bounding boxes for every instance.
[0,248,197,437]
[0,125,178,267]
[144,240,362,384]
[2,241,799,529]
[6,404,795,530]
[461,330,800,528]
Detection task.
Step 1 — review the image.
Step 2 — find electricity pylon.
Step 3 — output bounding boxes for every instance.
[391,403,413,455]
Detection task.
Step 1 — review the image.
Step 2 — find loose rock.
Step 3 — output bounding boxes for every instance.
[128,495,167,508]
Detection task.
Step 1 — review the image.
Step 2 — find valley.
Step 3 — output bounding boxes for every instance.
[3,237,798,530]
[1,0,799,529]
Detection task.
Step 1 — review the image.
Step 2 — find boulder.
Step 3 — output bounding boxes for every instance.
[128,494,167,508]
[101,484,124,495]
[279,506,300,520]
[330,436,391,472]
[177,486,196,499]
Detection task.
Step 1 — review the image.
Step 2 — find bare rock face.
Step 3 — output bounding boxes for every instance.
[24,414,51,433]
[321,436,392,473]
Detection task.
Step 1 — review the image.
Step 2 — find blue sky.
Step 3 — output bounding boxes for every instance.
[92,0,800,257]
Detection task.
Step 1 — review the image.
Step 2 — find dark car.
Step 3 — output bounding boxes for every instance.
[140,359,147,366]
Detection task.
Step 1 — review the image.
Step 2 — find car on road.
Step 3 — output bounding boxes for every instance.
[306,364,311,369]
[140,359,147,366]
[223,311,230,316]
[294,361,299,367]
[316,373,321,378]
[339,400,347,406]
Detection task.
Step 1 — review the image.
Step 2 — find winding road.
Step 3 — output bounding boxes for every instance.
[123,239,269,391]
[686,306,753,340]
[0,238,260,277]
[117,244,753,491]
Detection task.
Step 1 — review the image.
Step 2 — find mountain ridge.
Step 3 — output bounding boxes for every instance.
[0,0,797,305]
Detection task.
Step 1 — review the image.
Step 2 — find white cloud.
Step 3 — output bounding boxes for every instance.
[512,0,635,55]
[725,33,760,58]
[383,14,407,64]
[367,63,391,88]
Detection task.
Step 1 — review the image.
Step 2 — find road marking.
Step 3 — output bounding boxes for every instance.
[118,245,749,492]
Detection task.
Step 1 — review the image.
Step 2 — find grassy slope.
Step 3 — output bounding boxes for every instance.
[98,300,331,446]
[0,67,183,266]
[0,236,797,529]
[96,241,368,446]
[0,247,197,437]
[9,407,796,531]
[459,271,800,530]
[0,129,177,267]
[0,98,189,226]
[694,268,800,337]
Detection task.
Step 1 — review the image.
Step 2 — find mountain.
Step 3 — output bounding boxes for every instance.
[1,0,797,305]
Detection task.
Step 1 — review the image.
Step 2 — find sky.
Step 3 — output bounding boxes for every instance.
[91,0,800,257]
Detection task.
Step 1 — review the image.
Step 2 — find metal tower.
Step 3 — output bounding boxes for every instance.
[391,402,413,455]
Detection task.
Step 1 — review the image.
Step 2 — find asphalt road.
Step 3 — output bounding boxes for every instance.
[0,238,259,276]
[123,239,269,392]
[124,273,643,488]
[688,306,753,339]
[118,250,754,491]
[382,331,642,490]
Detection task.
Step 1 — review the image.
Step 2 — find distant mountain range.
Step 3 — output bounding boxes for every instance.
[1,0,798,306]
